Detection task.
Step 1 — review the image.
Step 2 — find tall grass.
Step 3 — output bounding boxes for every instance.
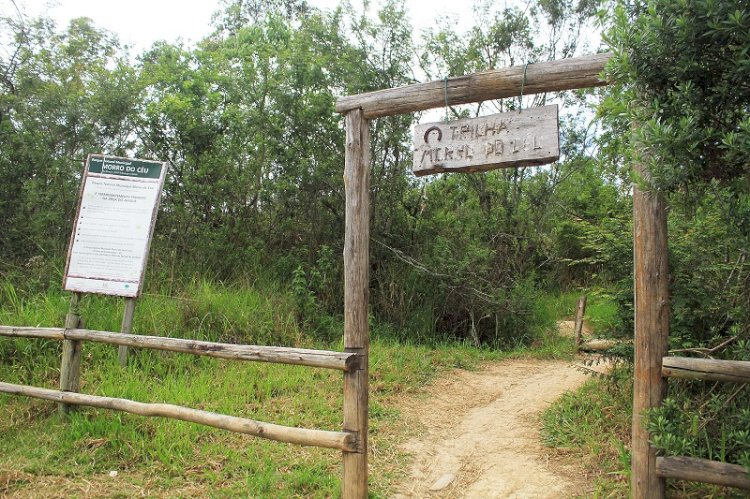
[541,366,633,496]
[534,288,624,337]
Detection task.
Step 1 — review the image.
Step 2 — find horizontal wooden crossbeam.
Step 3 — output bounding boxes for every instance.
[0,382,355,451]
[336,52,611,119]
[0,326,357,371]
[656,456,750,490]
[662,356,750,384]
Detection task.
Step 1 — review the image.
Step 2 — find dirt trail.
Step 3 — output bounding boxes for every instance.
[393,359,593,498]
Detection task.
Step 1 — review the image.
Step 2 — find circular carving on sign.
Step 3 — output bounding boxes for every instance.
[423,126,443,144]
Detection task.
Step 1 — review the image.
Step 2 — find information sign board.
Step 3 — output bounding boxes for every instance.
[63,154,166,297]
[412,105,559,176]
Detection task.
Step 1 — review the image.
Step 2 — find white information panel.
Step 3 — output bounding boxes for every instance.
[63,154,166,297]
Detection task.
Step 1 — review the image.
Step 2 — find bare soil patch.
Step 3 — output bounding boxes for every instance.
[392,359,594,498]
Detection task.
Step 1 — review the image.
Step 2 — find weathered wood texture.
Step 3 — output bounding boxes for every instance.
[59,292,83,414]
[412,105,559,176]
[656,456,750,490]
[0,381,355,451]
[662,357,750,384]
[0,326,357,371]
[579,338,623,352]
[574,295,587,348]
[118,297,136,367]
[343,108,370,499]
[632,160,670,499]
[0,326,66,339]
[336,53,611,118]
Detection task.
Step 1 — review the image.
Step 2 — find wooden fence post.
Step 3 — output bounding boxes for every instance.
[118,298,136,367]
[59,292,83,414]
[574,294,587,349]
[342,108,370,499]
[632,158,669,498]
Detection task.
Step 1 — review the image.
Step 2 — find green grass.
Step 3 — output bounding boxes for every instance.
[538,287,745,498]
[534,290,582,324]
[584,291,622,336]
[540,364,749,499]
[1,341,489,497]
[541,365,633,497]
[5,281,636,497]
[535,288,623,337]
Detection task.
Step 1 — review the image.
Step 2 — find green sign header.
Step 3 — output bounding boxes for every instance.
[88,156,163,179]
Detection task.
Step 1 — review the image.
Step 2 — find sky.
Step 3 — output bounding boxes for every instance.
[11,0,475,54]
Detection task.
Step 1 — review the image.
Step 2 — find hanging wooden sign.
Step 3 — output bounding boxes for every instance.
[63,154,167,298]
[412,105,559,176]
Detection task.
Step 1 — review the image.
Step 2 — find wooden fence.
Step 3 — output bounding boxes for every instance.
[656,356,750,490]
[0,295,364,467]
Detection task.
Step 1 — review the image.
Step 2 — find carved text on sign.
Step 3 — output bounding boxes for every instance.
[412,105,559,176]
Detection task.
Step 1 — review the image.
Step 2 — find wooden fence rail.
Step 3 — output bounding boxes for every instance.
[0,326,356,371]
[1,321,360,466]
[656,456,750,490]
[662,356,750,384]
[0,382,355,451]
[659,356,750,492]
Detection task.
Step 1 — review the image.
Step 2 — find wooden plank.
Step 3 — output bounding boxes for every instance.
[118,298,136,367]
[657,456,750,490]
[574,295,587,348]
[336,52,611,118]
[342,108,370,499]
[0,381,355,452]
[59,292,83,414]
[631,157,670,498]
[412,105,559,176]
[0,326,357,371]
[579,338,623,352]
[662,357,750,384]
[0,326,65,339]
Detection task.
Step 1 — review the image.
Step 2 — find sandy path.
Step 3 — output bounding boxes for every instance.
[392,359,592,498]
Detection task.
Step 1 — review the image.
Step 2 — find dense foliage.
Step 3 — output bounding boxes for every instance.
[604,0,750,474]
[0,0,616,347]
[607,0,750,189]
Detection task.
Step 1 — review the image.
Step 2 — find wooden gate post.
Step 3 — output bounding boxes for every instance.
[59,292,83,414]
[631,158,669,498]
[342,108,370,498]
[574,294,587,349]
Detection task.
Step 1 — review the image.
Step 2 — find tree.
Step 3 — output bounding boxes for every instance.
[370,0,611,345]
[605,0,750,190]
[603,0,750,473]
[0,15,138,270]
